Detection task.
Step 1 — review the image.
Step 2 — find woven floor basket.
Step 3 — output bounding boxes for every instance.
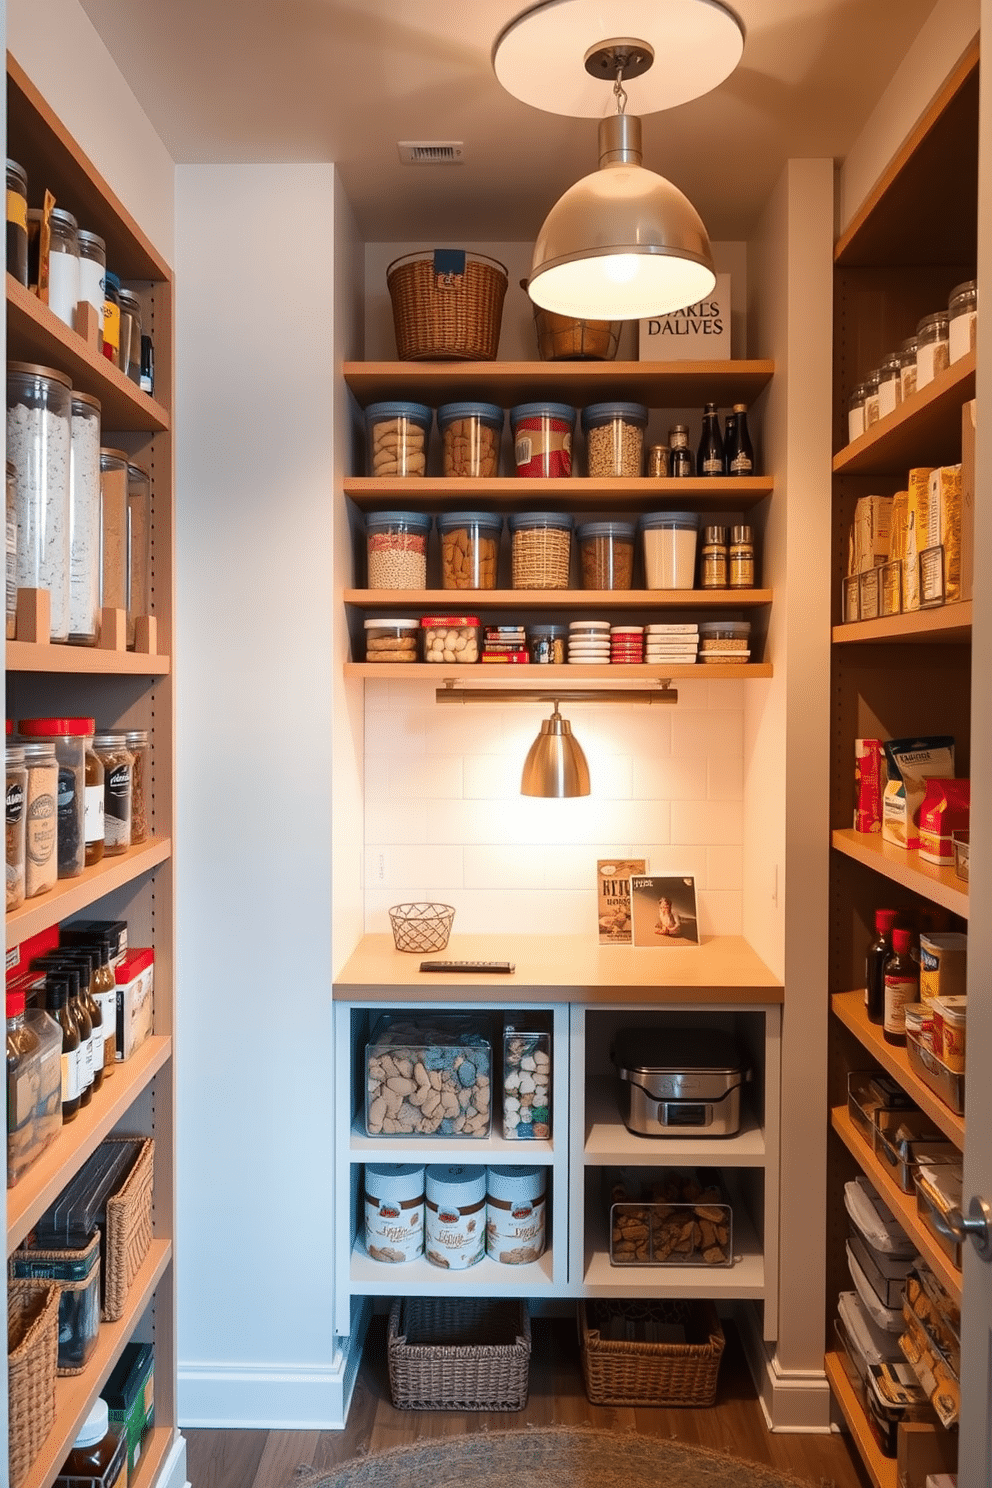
[103,1136,155,1321]
[388,1296,531,1410]
[8,1279,59,1488]
[388,251,508,361]
[579,1298,725,1407]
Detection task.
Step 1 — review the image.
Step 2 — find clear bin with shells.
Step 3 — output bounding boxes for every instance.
[502,1018,552,1139]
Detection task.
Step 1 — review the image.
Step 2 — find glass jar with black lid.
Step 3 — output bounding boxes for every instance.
[6,158,28,285]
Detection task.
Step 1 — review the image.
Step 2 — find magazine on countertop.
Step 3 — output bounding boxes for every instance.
[629,875,700,947]
[597,859,647,944]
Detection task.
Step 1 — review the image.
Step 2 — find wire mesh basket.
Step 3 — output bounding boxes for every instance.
[388,902,456,953]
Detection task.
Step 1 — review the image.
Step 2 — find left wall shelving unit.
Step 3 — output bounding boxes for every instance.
[4,53,178,1488]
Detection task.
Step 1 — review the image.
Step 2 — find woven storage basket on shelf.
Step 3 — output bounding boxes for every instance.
[387,250,508,361]
[103,1136,155,1321]
[7,1279,59,1488]
[10,1228,101,1377]
[578,1298,725,1407]
[387,1296,531,1411]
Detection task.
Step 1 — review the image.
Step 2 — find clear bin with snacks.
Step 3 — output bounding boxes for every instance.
[420,615,481,663]
[365,511,431,589]
[438,402,503,478]
[365,401,432,477]
[437,510,502,589]
[363,617,419,663]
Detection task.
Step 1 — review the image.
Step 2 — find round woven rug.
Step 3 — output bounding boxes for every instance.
[292,1425,816,1488]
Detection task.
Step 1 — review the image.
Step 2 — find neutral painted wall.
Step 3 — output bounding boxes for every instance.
[174,164,339,1426]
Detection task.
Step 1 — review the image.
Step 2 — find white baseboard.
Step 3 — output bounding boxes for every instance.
[151,1434,188,1488]
[736,1303,835,1433]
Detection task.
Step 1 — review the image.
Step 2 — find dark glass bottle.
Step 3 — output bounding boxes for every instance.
[669,424,694,477]
[45,975,81,1122]
[726,402,755,475]
[65,964,94,1105]
[722,410,737,470]
[697,403,724,477]
[865,908,899,1024]
[883,927,919,1046]
[61,949,104,1092]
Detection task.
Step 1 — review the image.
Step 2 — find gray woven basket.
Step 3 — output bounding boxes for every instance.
[387,1296,531,1410]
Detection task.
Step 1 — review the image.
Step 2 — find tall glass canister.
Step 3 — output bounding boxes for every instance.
[7,362,72,641]
[69,392,102,645]
[126,462,151,647]
[99,448,129,618]
[47,206,80,331]
[76,230,106,351]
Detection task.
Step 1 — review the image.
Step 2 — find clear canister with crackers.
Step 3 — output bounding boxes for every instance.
[363,617,419,663]
[365,400,432,477]
[438,401,503,478]
[437,510,502,589]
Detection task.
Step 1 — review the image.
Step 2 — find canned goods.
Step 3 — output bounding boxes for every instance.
[364,1163,425,1263]
[425,1164,486,1269]
[486,1165,546,1264]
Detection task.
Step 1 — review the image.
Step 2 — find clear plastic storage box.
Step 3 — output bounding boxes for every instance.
[502,1018,551,1139]
[366,1013,493,1137]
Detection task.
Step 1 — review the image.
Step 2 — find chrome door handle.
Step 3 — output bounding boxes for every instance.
[930,1196,992,1261]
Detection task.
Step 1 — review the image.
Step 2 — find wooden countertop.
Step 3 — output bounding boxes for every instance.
[333,933,783,1004]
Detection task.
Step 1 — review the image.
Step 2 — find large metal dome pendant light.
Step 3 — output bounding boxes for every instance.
[528,41,716,321]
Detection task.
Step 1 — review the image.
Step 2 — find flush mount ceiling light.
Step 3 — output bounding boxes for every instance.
[492,0,745,320]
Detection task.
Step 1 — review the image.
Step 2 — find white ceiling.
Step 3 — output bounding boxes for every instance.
[78,0,939,243]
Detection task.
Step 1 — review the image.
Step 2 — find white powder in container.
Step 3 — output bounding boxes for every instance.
[69,394,102,643]
[7,365,72,641]
[641,512,699,589]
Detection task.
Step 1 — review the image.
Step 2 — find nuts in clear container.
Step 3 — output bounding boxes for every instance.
[581,401,647,478]
[438,402,503,478]
[364,400,431,477]
[438,510,502,590]
[365,511,431,589]
[421,615,480,663]
[364,617,419,662]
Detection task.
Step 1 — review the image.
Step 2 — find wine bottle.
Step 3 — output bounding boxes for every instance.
[697,403,724,477]
[726,402,755,475]
[865,908,898,1024]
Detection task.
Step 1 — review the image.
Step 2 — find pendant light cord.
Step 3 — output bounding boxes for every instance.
[613,69,628,115]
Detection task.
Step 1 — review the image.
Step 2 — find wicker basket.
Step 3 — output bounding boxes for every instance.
[578,1298,725,1407]
[388,902,455,954]
[387,250,508,361]
[8,1279,59,1488]
[387,1296,531,1410]
[102,1136,155,1321]
[10,1228,101,1376]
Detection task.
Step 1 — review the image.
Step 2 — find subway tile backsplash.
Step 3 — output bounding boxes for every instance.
[364,679,745,937]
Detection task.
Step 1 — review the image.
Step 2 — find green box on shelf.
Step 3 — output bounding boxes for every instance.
[102,1341,154,1484]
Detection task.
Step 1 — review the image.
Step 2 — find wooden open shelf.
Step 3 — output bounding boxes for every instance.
[344,475,774,512]
[831,991,964,1148]
[824,1351,897,1488]
[830,1105,961,1301]
[6,838,172,948]
[833,601,972,646]
[831,830,968,918]
[343,359,775,408]
[346,661,772,680]
[832,351,975,475]
[346,587,772,610]
[6,637,171,675]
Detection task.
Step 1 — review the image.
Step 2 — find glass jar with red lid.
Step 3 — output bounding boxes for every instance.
[17,717,94,878]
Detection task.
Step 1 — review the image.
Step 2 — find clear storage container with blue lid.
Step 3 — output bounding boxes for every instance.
[438,401,503,479]
[509,511,573,589]
[365,400,432,478]
[510,402,576,477]
[437,510,502,589]
[365,510,431,589]
[640,511,700,590]
[576,520,635,590]
[581,401,648,478]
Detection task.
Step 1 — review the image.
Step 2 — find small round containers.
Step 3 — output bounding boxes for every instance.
[576,520,635,590]
[581,402,647,478]
[364,617,419,662]
[948,280,977,363]
[365,400,431,477]
[510,511,572,589]
[640,511,699,589]
[568,619,610,663]
[438,510,502,589]
[698,619,751,664]
[438,402,503,477]
[915,312,949,388]
[610,625,644,664]
[510,402,575,477]
[421,615,480,663]
[365,510,430,589]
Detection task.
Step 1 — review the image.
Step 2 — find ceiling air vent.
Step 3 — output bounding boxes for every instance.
[397,141,465,165]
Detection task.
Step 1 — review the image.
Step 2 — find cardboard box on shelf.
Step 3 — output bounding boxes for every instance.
[115,948,154,1060]
[897,1422,957,1488]
[960,400,975,602]
[904,467,935,612]
[849,494,893,576]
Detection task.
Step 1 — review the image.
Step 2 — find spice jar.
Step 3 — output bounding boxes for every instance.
[668,424,694,477]
[365,401,431,477]
[76,230,106,350]
[365,510,430,589]
[47,207,80,330]
[6,459,17,640]
[528,624,566,664]
[85,740,104,867]
[916,311,950,387]
[438,402,503,478]
[19,718,93,879]
[509,511,572,589]
[6,159,29,286]
[6,743,26,911]
[700,525,729,588]
[947,279,977,363]
[124,729,150,844]
[576,520,635,590]
[126,462,151,645]
[69,392,102,645]
[437,510,501,590]
[898,336,918,400]
[102,270,121,367]
[510,402,575,477]
[646,444,670,477]
[363,616,419,662]
[7,362,73,642]
[117,287,143,383]
[20,739,58,897]
[581,402,647,477]
[55,1396,126,1488]
[99,448,129,615]
[847,383,868,443]
[877,354,902,419]
[729,524,756,588]
[92,734,133,855]
[640,511,699,589]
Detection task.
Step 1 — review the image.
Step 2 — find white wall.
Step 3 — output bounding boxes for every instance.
[174,164,340,1426]
[7,0,175,263]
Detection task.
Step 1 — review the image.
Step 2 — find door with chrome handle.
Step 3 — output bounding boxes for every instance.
[927,1196,992,1262]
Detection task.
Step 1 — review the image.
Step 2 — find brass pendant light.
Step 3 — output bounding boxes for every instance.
[520,703,591,798]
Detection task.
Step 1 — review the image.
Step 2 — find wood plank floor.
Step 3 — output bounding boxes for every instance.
[183,1316,871,1488]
